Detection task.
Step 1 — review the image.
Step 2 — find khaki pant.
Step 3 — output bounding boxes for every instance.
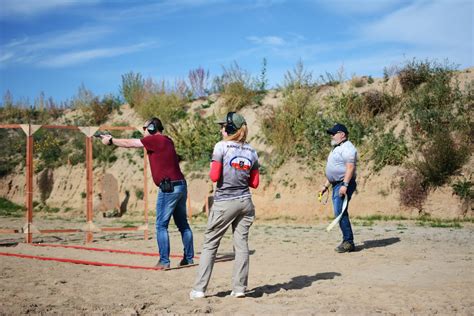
[193,197,255,293]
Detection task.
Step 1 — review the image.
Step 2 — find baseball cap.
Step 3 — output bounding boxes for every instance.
[215,112,247,129]
[326,123,349,135]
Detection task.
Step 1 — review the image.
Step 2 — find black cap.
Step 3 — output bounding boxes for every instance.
[326,123,349,135]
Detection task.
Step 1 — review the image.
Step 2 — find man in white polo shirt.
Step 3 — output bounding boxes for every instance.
[319,123,357,253]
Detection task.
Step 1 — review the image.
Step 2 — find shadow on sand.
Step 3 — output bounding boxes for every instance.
[356,237,400,251]
[214,272,341,298]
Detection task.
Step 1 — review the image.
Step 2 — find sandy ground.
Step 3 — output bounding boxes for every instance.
[0,217,473,315]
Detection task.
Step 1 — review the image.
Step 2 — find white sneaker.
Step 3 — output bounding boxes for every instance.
[189,290,205,300]
[230,291,245,298]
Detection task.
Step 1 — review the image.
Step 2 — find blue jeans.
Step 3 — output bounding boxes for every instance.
[156,183,194,265]
[332,180,357,245]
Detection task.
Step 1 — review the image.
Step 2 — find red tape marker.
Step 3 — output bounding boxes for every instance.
[0,251,165,270]
[31,243,200,259]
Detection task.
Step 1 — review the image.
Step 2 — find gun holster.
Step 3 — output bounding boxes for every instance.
[159,177,174,193]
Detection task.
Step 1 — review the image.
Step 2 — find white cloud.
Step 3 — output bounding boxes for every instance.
[0,52,14,63]
[0,26,113,66]
[0,0,98,18]
[39,42,154,67]
[247,36,286,46]
[315,0,405,15]
[361,0,473,49]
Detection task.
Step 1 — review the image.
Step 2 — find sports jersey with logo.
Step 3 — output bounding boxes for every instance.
[212,140,259,201]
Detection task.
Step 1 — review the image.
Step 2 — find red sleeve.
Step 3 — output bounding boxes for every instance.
[249,169,260,188]
[209,161,222,182]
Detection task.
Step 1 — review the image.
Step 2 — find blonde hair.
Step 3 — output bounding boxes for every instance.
[224,124,248,143]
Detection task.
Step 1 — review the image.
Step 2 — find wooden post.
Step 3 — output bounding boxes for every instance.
[25,130,33,243]
[85,136,94,243]
[143,147,149,240]
[19,124,41,243]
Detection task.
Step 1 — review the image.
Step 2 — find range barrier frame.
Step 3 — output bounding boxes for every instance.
[0,123,150,243]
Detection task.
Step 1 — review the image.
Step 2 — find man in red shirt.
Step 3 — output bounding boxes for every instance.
[100,117,194,269]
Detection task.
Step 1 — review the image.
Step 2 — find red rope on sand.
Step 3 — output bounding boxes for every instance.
[0,252,166,270]
[31,243,200,259]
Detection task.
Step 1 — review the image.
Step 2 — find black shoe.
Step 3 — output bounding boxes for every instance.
[179,258,194,266]
[335,241,355,253]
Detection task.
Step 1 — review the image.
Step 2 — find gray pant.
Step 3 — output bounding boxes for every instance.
[193,197,255,293]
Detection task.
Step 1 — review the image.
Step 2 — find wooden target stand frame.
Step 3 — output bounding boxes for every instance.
[0,123,153,243]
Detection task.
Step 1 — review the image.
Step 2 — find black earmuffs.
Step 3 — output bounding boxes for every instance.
[225,112,238,135]
[146,121,157,134]
[144,118,163,135]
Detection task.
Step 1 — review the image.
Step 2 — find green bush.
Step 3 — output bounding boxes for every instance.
[452,178,473,201]
[397,59,453,93]
[138,92,186,123]
[85,95,121,125]
[93,143,118,166]
[0,129,25,176]
[261,88,331,165]
[325,91,372,146]
[168,114,221,171]
[0,197,25,217]
[415,132,469,188]
[1,91,64,124]
[406,73,461,137]
[33,129,68,171]
[371,130,409,172]
[361,90,398,118]
[120,72,145,108]
[222,81,256,111]
[69,152,85,165]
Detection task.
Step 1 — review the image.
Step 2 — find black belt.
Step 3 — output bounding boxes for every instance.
[171,180,186,186]
[330,180,343,186]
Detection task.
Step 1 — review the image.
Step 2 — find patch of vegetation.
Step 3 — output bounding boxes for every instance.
[325,91,373,146]
[452,177,473,201]
[222,81,256,111]
[135,188,144,200]
[168,114,221,171]
[397,59,454,93]
[214,61,258,111]
[33,129,69,172]
[138,92,187,123]
[261,88,331,166]
[80,95,122,125]
[415,132,469,188]
[397,59,471,209]
[399,169,428,212]
[354,215,409,221]
[415,216,463,228]
[0,197,24,217]
[371,130,409,172]
[0,129,25,176]
[120,72,145,108]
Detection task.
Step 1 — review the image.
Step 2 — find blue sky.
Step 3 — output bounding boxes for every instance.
[0,0,472,104]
